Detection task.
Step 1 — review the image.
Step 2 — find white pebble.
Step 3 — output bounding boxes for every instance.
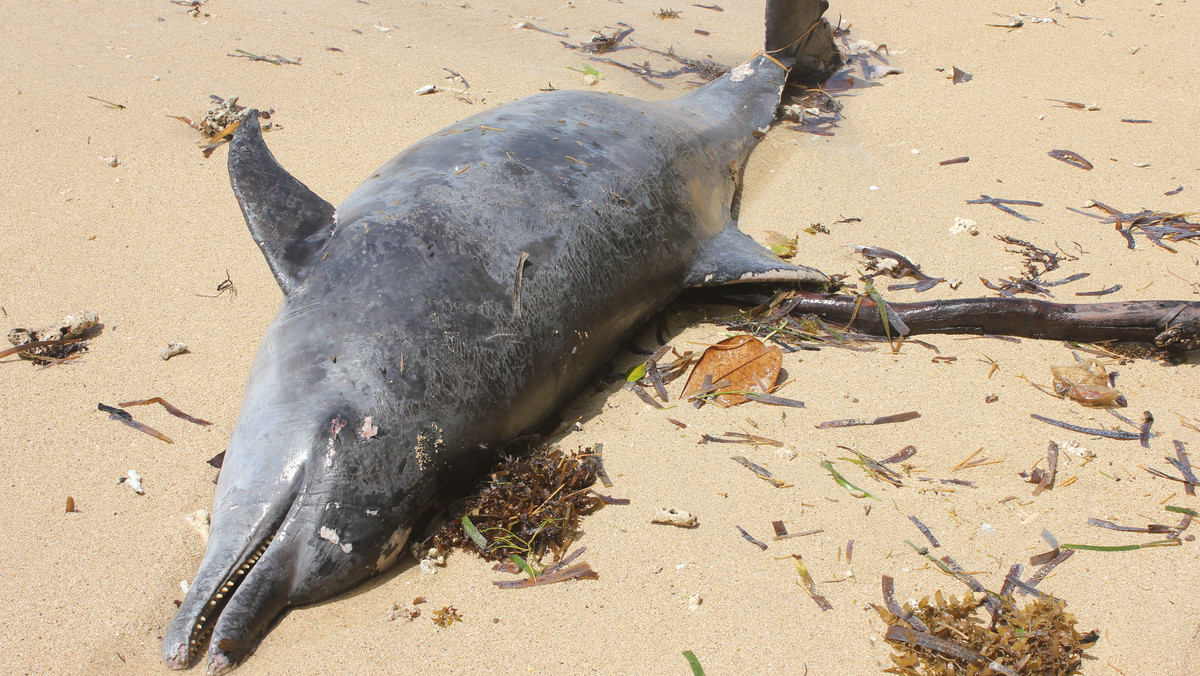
[125,470,144,495]
[950,217,978,236]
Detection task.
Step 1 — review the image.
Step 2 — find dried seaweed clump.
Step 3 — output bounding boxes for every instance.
[428,446,604,563]
[878,590,1092,675]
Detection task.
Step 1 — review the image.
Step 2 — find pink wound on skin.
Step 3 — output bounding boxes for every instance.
[326,417,347,467]
[360,416,378,440]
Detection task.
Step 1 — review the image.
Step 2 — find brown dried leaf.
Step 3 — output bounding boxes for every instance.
[679,335,782,407]
[1051,359,1123,406]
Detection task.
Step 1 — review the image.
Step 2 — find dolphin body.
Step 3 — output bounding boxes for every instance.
[163,0,841,671]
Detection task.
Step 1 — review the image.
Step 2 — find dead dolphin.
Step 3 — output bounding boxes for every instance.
[163,0,841,671]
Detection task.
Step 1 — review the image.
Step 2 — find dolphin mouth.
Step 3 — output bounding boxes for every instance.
[170,527,278,669]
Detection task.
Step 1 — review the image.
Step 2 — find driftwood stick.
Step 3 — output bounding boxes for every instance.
[710,288,1200,350]
[784,294,1200,349]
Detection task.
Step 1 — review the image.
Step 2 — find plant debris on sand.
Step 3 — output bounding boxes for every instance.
[877,590,1094,675]
[5,310,99,365]
[427,446,606,564]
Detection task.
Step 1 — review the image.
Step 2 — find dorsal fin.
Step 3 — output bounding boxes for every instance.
[228,111,336,295]
[685,226,828,288]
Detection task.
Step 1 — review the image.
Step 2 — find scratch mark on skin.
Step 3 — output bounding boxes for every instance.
[325,417,347,467]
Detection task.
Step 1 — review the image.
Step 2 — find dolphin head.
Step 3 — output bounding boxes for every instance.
[163,308,428,673]
[163,114,439,672]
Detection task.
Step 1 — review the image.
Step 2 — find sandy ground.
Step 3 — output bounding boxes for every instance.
[3,0,1199,673]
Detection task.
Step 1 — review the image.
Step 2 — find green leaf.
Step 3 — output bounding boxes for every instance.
[510,553,537,578]
[461,515,488,550]
[862,276,895,351]
[821,460,880,500]
[682,650,705,676]
[626,362,647,382]
[1060,540,1181,552]
[566,63,603,78]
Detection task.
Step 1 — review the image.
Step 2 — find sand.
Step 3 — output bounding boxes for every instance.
[2,0,1199,673]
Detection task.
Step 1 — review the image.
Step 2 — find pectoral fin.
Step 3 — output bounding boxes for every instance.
[685,226,828,288]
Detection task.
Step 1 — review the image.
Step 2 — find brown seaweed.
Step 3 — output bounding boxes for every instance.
[731,455,790,488]
[1030,413,1140,440]
[1047,149,1093,170]
[1172,440,1197,496]
[117,397,213,426]
[966,195,1044,222]
[855,245,944,293]
[816,411,920,428]
[877,586,1091,675]
[426,446,608,564]
[908,516,941,548]
[431,606,461,627]
[735,525,768,550]
[1067,200,1200,252]
[98,403,173,444]
[982,236,1079,297]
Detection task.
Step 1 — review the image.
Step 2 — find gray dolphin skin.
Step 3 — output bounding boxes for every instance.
[163,0,841,671]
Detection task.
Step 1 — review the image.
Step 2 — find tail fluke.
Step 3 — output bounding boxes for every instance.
[765,0,841,84]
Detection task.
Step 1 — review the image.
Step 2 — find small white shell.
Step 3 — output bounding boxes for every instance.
[651,507,698,528]
[125,470,144,495]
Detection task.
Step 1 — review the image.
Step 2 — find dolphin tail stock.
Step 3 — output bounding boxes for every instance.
[765,0,842,84]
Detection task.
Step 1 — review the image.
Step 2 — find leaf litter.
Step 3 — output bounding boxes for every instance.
[680,335,782,407]
[5,310,99,365]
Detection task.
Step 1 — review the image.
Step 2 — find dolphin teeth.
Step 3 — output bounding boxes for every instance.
[176,526,281,666]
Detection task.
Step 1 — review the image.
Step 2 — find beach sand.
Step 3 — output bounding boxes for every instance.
[2,0,1199,673]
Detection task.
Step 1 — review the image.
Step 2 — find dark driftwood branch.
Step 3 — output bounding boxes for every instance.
[784,294,1200,349]
[707,288,1200,351]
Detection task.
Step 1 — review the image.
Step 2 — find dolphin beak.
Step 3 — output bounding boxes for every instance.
[163,479,298,672]
[163,529,282,671]
[202,536,294,674]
